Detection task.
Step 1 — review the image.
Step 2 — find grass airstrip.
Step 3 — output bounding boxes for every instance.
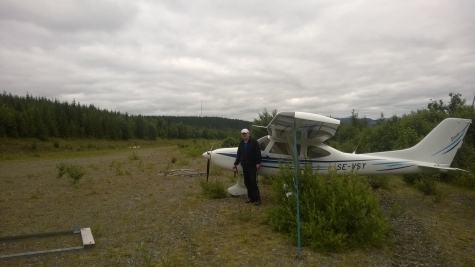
[1,138,475,266]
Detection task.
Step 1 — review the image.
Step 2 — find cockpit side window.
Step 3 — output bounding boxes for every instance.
[257,136,270,151]
[270,142,300,156]
[307,146,331,158]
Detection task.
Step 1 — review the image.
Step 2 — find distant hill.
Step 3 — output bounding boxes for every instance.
[147,116,252,131]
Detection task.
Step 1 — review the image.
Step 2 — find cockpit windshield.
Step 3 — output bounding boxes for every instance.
[257,136,270,151]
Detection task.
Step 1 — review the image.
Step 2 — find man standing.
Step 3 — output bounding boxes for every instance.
[233,128,262,205]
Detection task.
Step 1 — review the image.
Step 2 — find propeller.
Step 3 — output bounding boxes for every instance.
[206,143,214,182]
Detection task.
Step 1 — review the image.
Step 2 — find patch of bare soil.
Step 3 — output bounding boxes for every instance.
[1,147,475,266]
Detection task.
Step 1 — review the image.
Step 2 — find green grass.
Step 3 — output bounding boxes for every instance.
[199,178,227,199]
[0,138,172,161]
[3,137,475,266]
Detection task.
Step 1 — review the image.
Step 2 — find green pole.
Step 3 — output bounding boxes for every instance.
[293,119,301,254]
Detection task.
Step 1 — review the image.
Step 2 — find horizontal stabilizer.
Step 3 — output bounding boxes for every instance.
[417,162,468,172]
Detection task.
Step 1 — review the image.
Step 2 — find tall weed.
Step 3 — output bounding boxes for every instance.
[56,162,86,183]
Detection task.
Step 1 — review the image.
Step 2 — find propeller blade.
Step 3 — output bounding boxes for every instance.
[206,143,214,182]
[206,159,210,182]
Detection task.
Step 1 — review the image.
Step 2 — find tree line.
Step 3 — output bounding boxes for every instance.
[156,116,250,131]
[327,93,475,187]
[0,92,251,141]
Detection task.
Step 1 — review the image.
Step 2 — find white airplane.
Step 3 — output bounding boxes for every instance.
[202,112,472,196]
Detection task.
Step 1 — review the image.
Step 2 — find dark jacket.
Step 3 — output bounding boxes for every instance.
[234,137,262,167]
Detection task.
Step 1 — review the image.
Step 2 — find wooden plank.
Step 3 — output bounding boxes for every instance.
[80,228,95,246]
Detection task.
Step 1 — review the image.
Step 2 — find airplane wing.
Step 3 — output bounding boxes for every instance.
[266,112,340,143]
[417,162,468,172]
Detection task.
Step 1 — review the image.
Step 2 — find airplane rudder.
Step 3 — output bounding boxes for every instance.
[428,118,471,164]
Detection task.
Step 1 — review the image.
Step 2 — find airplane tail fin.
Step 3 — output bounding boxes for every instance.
[368,118,472,166]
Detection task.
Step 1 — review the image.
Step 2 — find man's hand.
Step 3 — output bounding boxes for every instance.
[256,164,261,170]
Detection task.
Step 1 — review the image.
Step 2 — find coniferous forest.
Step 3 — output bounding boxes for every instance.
[0,92,250,141]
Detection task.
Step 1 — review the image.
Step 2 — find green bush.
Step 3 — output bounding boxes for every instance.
[178,140,217,157]
[416,176,438,195]
[366,175,389,190]
[439,172,475,189]
[265,164,391,252]
[56,162,86,183]
[66,164,86,183]
[199,179,227,199]
[402,174,420,185]
[129,151,140,160]
[221,137,239,148]
[403,174,439,195]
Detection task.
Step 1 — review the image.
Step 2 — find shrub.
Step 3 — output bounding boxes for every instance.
[129,151,140,160]
[416,176,438,195]
[179,140,214,157]
[265,164,391,252]
[439,172,475,189]
[66,164,86,183]
[367,175,389,190]
[56,162,86,183]
[402,174,420,185]
[199,179,227,199]
[403,174,439,195]
[221,137,239,148]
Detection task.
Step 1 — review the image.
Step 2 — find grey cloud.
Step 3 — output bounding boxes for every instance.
[1,0,474,121]
[0,0,138,32]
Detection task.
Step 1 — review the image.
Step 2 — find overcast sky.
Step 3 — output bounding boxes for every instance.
[1,0,474,121]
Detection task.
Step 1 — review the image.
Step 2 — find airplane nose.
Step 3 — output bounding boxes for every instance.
[202,151,211,160]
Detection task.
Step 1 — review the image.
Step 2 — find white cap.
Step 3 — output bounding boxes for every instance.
[241,128,249,134]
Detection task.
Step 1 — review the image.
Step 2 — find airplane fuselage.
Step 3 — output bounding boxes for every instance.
[203,144,439,177]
